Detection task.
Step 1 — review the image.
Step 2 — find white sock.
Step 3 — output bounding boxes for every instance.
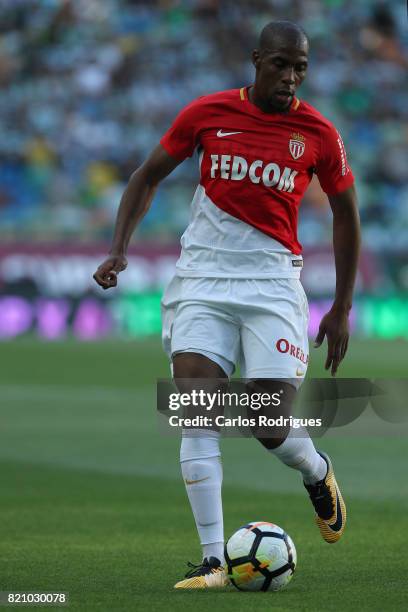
[202,542,224,563]
[180,429,224,564]
[269,426,327,484]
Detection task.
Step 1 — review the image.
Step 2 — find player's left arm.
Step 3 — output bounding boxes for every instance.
[314,183,361,375]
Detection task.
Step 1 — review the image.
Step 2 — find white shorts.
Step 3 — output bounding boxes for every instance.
[161,276,309,381]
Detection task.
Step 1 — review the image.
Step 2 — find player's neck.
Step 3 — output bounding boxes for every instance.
[247,85,291,114]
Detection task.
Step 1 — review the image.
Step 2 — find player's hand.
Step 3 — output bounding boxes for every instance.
[314,308,350,376]
[93,255,128,290]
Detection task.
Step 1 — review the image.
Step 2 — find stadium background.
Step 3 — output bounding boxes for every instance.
[0,1,407,610]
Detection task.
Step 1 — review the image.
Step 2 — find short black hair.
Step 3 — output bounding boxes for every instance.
[259,20,308,51]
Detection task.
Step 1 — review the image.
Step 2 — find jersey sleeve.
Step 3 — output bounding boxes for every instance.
[160,98,203,161]
[315,123,355,196]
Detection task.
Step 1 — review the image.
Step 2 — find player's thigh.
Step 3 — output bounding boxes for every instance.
[240,279,309,384]
[172,352,230,431]
[171,301,239,376]
[162,279,239,429]
[173,352,228,379]
[161,277,241,377]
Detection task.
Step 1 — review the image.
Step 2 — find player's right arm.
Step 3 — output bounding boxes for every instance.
[93,96,203,289]
[93,144,182,290]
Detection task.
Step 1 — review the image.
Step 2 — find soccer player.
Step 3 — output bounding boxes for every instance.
[93,21,360,589]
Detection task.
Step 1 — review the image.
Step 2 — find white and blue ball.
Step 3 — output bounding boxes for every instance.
[225,521,297,591]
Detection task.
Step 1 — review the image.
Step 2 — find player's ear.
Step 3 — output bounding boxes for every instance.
[252,49,261,68]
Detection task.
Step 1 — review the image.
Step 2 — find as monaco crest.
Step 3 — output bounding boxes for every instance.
[289,132,305,160]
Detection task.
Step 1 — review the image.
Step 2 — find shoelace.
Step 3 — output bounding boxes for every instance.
[307,481,335,516]
[184,561,208,578]
[310,482,326,499]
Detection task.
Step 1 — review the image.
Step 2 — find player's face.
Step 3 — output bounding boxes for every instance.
[252,42,308,112]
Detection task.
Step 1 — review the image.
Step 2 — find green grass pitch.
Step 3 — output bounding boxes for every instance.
[0,338,407,611]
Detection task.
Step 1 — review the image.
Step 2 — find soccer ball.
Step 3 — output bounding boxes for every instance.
[225,521,297,591]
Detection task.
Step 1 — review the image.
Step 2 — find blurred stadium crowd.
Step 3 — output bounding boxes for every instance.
[0,0,407,248]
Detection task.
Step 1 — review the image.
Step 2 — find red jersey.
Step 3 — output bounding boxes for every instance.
[161,87,354,256]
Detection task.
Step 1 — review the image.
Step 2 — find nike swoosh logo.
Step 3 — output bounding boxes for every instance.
[327,487,343,532]
[217,130,243,137]
[185,476,210,485]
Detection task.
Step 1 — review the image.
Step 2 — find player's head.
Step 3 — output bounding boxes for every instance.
[252,21,309,112]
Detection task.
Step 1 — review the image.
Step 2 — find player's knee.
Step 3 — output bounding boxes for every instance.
[257,435,289,450]
[246,379,295,450]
